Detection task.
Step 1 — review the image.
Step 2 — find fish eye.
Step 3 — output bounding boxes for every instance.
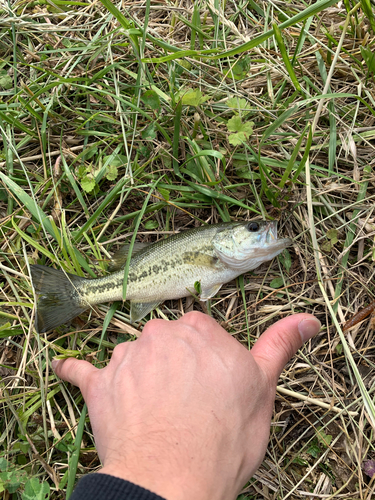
[247,222,259,232]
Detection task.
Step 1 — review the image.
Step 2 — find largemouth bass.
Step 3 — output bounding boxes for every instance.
[30,220,292,333]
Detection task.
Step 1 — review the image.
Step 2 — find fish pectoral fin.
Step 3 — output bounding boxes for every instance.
[109,242,151,272]
[200,283,222,301]
[130,300,162,323]
[182,252,221,268]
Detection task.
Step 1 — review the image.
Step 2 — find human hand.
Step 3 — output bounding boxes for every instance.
[52,311,320,500]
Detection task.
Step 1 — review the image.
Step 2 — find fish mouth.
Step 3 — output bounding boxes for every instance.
[266,221,278,243]
[265,221,292,251]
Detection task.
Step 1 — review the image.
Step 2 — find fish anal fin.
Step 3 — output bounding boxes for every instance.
[200,283,222,301]
[182,252,220,268]
[130,300,162,323]
[109,242,150,272]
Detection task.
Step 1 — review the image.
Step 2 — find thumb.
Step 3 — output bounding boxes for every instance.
[52,357,98,394]
[251,313,320,384]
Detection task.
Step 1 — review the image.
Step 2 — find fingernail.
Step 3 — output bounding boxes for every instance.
[51,358,61,372]
[298,318,321,343]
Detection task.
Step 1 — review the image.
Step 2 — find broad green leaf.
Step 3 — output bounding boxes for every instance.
[278,249,292,272]
[142,90,161,111]
[228,133,245,146]
[142,123,157,140]
[182,89,209,107]
[270,277,284,288]
[361,46,375,74]
[144,220,158,230]
[232,56,250,78]
[322,228,339,252]
[0,459,8,471]
[228,116,254,134]
[106,164,118,181]
[226,97,250,111]
[321,240,334,252]
[316,426,332,447]
[235,167,261,180]
[22,477,50,500]
[326,228,338,245]
[0,70,12,90]
[81,175,96,193]
[227,116,254,145]
[307,443,320,458]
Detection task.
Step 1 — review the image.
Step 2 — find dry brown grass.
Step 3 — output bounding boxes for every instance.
[1,0,375,498]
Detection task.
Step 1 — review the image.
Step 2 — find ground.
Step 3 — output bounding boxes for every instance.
[1,0,375,498]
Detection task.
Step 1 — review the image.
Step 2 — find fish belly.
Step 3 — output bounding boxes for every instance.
[125,264,238,303]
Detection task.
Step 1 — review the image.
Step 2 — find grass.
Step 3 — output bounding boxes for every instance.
[1,0,375,498]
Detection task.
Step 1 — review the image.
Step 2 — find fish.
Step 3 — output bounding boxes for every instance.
[30,220,292,333]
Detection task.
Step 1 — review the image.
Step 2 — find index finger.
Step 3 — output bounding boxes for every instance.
[52,357,98,394]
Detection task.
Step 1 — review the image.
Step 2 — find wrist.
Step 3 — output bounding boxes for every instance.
[99,460,236,500]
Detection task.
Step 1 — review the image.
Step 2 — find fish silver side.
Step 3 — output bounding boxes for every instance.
[30,220,292,333]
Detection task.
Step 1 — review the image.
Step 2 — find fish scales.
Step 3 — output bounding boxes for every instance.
[79,223,231,306]
[30,221,292,333]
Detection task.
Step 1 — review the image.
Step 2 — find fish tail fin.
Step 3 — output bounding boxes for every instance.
[30,264,89,333]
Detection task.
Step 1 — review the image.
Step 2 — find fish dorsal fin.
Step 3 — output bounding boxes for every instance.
[130,300,161,323]
[182,252,221,268]
[109,242,151,272]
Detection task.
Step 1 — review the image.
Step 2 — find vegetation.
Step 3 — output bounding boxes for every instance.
[1,0,375,497]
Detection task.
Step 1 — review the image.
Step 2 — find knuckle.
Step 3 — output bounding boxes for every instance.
[141,318,168,337]
[182,311,208,325]
[111,342,129,363]
[180,311,215,333]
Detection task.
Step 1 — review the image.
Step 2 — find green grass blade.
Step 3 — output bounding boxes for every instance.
[11,218,56,262]
[0,110,36,136]
[172,100,182,175]
[211,0,339,59]
[65,404,88,499]
[72,175,132,243]
[261,106,298,144]
[184,180,259,213]
[60,154,89,216]
[292,124,313,181]
[0,172,56,239]
[122,178,163,300]
[273,23,303,94]
[279,124,309,189]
